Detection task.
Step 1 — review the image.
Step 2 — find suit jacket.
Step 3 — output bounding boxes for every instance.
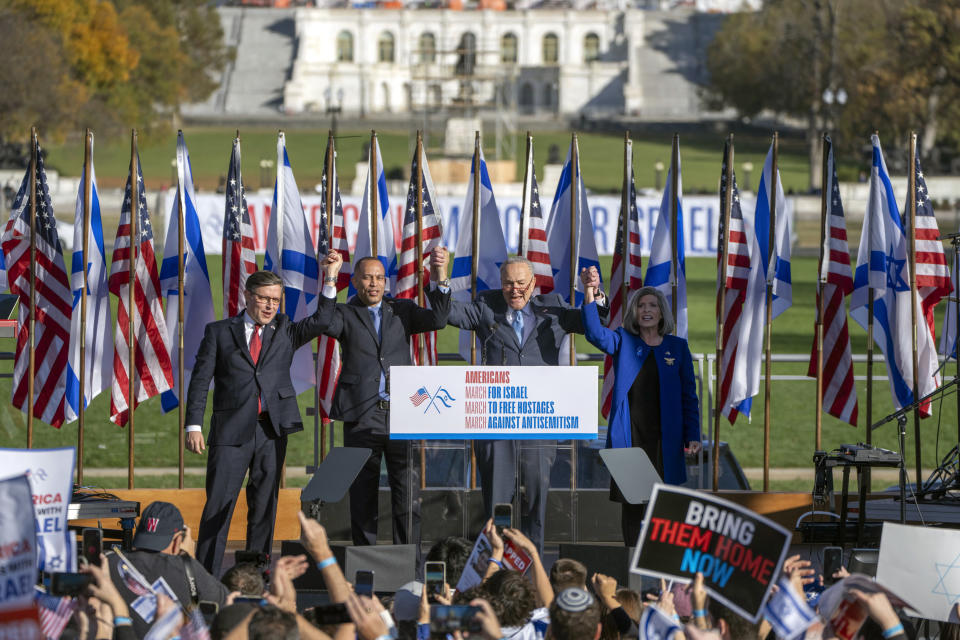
[582,301,700,484]
[320,291,451,422]
[185,307,331,445]
[429,288,604,366]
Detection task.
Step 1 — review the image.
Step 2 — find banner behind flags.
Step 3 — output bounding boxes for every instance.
[645,151,687,337]
[630,485,790,622]
[0,474,36,609]
[222,137,257,319]
[545,139,601,305]
[0,448,75,573]
[755,142,792,319]
[354,136,397,293]
[851,135,939,414]
[66,154,113,423]
[1,141,73,428]
[264,133,320,394]
[451,145,508,362]
[160,132,216,412]
[806,137,858,426]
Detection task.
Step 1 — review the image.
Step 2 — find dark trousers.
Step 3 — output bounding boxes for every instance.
[620,502,647,547]
[196,418,287,577]
[344,407,420,547]
[475,440,556,553]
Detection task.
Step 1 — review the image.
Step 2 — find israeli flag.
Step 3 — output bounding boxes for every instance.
[354,136,397,293]
[545,139,601,305]
[160,131,216,412]
[755,142,792,319]
[763,577,817,640]
[644,154,687,338]
[850,134,939,411]
[65,155,112,423]
[639,605,682,639]
[451,144,508,362]
[264,132,319,393]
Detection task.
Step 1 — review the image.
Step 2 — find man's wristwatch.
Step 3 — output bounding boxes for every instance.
[323,276,337,284]
[436,278,450,288]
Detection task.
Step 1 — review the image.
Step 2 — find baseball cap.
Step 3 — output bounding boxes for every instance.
[133,501,185,552]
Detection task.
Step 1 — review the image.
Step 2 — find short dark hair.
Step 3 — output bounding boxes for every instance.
[708,598,760,639]
[425,537,472,587]
[549,590,601,640]
[614,588,641,622]
[353,256,385,274]
[248,605,298,640]
[550,558,587,592]
[245,270,282,292]
[481,570,536,627]
[221,562,265,597]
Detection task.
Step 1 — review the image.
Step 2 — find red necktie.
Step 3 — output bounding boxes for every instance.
[250,325,262,412]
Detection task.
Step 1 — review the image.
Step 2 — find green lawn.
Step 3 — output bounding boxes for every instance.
[41,127,812,195]
[1,253,956,491]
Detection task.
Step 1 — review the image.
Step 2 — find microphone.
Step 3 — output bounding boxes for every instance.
[941,231,960,241]
[480,323,499,365]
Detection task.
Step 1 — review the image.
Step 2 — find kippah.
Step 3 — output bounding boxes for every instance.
[555,587,595,613]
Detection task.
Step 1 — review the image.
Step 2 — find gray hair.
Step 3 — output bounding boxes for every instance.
[499,255,535,279]
[622,286,674,337]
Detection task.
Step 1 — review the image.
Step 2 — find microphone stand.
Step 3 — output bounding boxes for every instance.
[871,376,960,523]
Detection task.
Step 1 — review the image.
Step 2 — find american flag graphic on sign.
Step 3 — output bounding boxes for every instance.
[410,387,430,407]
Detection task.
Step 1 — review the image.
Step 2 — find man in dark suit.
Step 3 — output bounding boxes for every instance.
[428,249,604,552]
[186,259,337,575]
[319,255,450,546]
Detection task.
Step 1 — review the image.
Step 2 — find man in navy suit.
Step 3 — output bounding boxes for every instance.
[185,255,338,576]
[428,249,604,552]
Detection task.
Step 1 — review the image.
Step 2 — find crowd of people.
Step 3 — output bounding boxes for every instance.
[37,498,959,640]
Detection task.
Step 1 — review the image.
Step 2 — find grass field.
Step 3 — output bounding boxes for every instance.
[1,253,956,493]
[41,126,814,195]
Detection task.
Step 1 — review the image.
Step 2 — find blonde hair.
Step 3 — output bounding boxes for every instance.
[622,287,674,336]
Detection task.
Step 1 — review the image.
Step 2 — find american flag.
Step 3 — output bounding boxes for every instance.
[222,137,256,319]
[115,555,154,597]
[316,137,351,418]
[806,136,858,426]
[908,150,952,337]
[396,144,443,366]
[519,140,554,295]
[180,608,212,640]
[410,387,430,406]
[716,142,751,423]
[36,590,76,639]
[108,153,175,426]
[601,140,643,419]
[0,140,72,428]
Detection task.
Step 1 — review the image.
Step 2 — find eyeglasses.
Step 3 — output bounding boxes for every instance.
[250,293,281,307]
[502,280,531,290]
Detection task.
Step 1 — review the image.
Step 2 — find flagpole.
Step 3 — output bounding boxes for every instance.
[27,127,37,447]
[569,133,578,367]
[276,131,287,490]
[78,129,93,483]
[321,131,335,462]
[519,132,532,255]
[128,130,139,490]
[762,131,778,492]
[176,130,187,491]
[470,132,481,490]
[908,132,922,488]
[621,131,630,312]
[370,131,379,256]
[415,131,427,491]
[670,134,679,326]
[714,135,734,493]
[867,131,878,446]
[815,133,829,452]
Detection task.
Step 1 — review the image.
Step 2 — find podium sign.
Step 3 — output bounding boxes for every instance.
[389,365,598,440]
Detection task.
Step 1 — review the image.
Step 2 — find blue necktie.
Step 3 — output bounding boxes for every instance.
[369,306,388,399]
[512,311,524,344]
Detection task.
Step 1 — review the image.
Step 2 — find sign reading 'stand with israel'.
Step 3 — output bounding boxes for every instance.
[390,366,598,440]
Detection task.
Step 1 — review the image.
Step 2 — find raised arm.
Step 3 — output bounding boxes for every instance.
[581,300,620,356]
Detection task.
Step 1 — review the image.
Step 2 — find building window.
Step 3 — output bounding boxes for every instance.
[542,83,553,107]
[501,32,518,64]
[455,32,477,76]
[336,30,354,62]
[584,33,599,63]
[378,31,395,63]
[542,33,559,65]
[419,32,436,64]
[519,82,534,113]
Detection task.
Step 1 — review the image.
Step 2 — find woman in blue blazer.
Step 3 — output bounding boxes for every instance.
[582,281,701,545]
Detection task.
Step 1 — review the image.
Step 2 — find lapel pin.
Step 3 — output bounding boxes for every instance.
[664,357,675,366]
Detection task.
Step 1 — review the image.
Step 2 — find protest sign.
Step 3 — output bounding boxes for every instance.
[817,574,912,640]
[0,448,75,573]
[876,522,960,622]
[0,475,37,611]
[629,485,791,622]
[0,604,42,640]
[456,532,532,593]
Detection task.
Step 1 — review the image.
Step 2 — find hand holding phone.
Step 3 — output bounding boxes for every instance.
[430,604,483,633]
[355,569,375,597]
[425,561,446,598]
[51,573,93,597]
[81,528,103,567]
[824,546,843,584]
[493,503,512,533]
